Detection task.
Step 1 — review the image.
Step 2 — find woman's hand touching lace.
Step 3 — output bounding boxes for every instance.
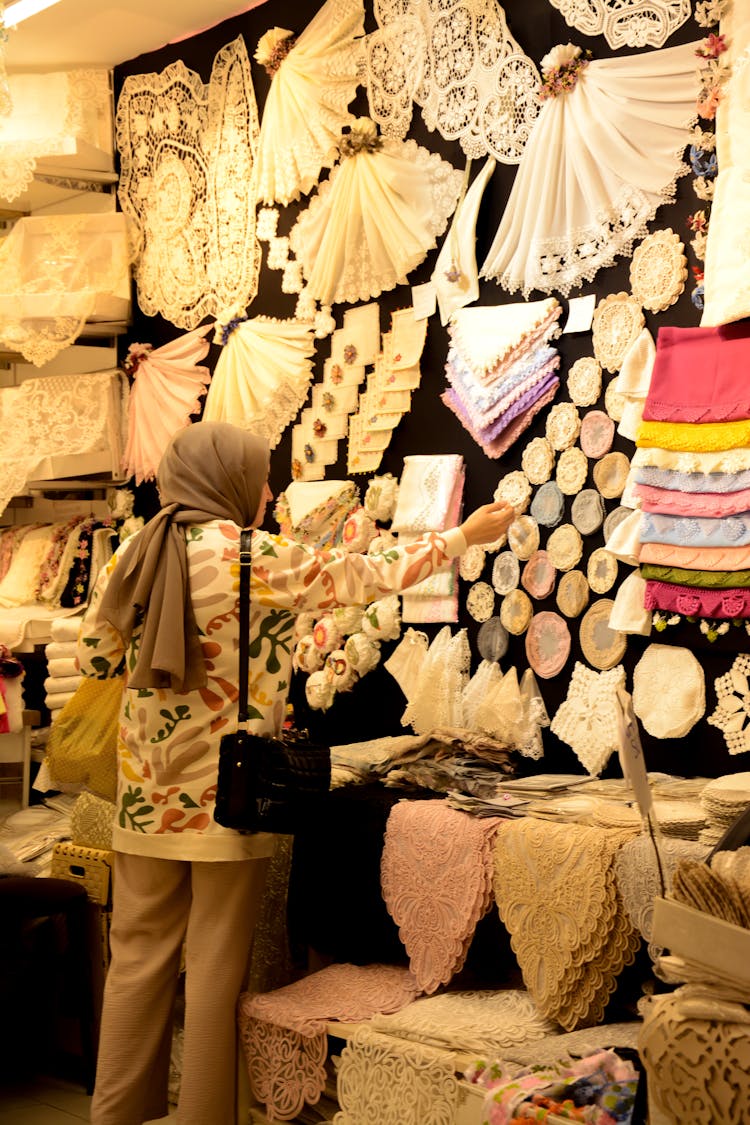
[460,500,516,547]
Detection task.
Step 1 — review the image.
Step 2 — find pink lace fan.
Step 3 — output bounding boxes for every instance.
[121,324,212,485]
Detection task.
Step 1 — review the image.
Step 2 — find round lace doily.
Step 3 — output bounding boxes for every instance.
[546,523,583,572]
[594,451,631,499]
[492,550,520,595]
[530,480,565,528]
[571,488,605,536]
[522,436,556,484]
[604,379,626,422]
[592,292,645,374]
[579,410,615,460]
[567,356,603,407]
[579,599,627,671]
[477,616,509,662]
[545,401,582,451]
[633,644,705,738]
[522,550,556,600]
[556,569,590,618]
[459,544,486,582]
[500,588,533,635]
[587,547,619,594]
[630,228,688,314]
[525,611,571,679]
[494,469,532,514]
[466,581,495,623]
[604,505,633,541]
[556,446,589,496]
[508,514,540,561]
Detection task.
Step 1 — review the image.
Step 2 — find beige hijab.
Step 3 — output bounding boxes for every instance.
[101,422,270,691]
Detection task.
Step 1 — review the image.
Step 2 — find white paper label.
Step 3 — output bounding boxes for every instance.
[562,293,596,334]
[411,281,437,321]
[616,686,653,819]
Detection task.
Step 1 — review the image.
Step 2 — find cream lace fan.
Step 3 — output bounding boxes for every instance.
[202,317,316,448]
[254,0,366,205]
[480,39,700,298]
[122,325,212,485]
[289,120,463,306]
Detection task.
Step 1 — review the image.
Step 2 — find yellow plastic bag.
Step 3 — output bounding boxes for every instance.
[45,677,122,801]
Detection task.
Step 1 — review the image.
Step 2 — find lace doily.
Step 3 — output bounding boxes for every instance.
[493,818,640,1029]
[546,525,583,573]
[500,589,533,635]
[381,800,501,993]
[492,551,520,596]
[556,569,590,619]
[592,292,646,374]
[629,227,687,312]
[522,551,556,601]
[289,132,463,306]
[579,410,615,460]
[334,1025,458,1125]
[372,989,557,1056]
[116,38,261,329]
[493,469,532,514]
[604,379,626,422]
[361,15,425,141]
[571,489,606,536]
[579,599,628,671]
[530,481,565,529]
[507,515,540,561]
[707,655,750,756]
[401,626,471,734]
[372,0,542,165]
[548,0,691,49]
[466,581,495,623]
[546,401,582,451]
[522,436,556,484]
[593,451,631,498]
[567,356,603,407]
[459,544,485,582]
[525,611,571,679]
[556,447,589,496]
[587,548,619,595]
[476,616,509,662]
[551,662,626,775]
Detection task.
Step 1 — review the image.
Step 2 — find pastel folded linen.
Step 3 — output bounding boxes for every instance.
[639,510,750,548]
[632,466,750,494]
[443,370,559,446]
[50,615,85,642]
[443,381,560,460]
[45,690,76,709]
[640,563,750,589]
[642,324,750,424]
[638,541,750,571]
[445,343,557,418]
[644,580,750,619]
[635,483,750,517]
[636,417,750,452]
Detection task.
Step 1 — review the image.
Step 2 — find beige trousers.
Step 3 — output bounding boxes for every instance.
[90,853,269,1125]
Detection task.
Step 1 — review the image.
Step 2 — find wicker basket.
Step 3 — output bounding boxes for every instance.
[50,842,114,907]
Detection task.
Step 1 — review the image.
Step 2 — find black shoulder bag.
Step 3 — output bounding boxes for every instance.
[213,528,331,834]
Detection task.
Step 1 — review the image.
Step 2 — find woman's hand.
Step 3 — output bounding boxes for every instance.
[459,500,516,547]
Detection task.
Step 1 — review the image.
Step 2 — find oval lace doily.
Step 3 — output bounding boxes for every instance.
[579,599,627,670]
[587,547,619,594]
[530,480,565,528]
[494,469,532,514]
[466,581,495,623]
[525,611,571,679]
[594,451,631,499]
[629,228,687,314]
[556,446,589,496]
[508,514,540,561]
[546,401,582,451]
[592,292,645,374]
[604,378,626,422]
[459,544,486,582]
[556,569,590,618]
[567,356,603,407]
[546,523,583,572]
[571,488,605,536]
[632,644,705,738]
[477,616,509,661]
[522,436,556,484]
[522,550,556,600]
[580,410,615,459]
[500,588,533,635]
[492,550,521,595]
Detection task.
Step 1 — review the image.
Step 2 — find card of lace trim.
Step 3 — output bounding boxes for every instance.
[629,228,687,312]
[116,38,261,330]
[548,0,691,50]
[550,661,626,776]
[480,40,698,298]
[372,0,542,164]
[255,0,365,206]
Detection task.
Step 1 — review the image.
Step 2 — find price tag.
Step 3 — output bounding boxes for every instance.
[562,293,596,334]
[616,686,653,819]
[410,281,437,321]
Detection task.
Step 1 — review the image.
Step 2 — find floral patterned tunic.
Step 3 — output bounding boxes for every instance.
[76,519,466,861]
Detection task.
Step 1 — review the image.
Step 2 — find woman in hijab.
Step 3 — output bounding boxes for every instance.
[79,421,514,1125]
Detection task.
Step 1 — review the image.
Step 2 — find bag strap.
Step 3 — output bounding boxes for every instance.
[237,527,252,729]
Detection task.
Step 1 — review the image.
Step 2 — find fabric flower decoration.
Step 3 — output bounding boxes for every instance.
[324,649,357,691]
[305,669,335,711]
[108,488,135,519]
[344,632,381,675]
[689,146,718,179]
[294,634,325,673]
[364,474,399,522]
[332,605,364,635]
[361,595,401,642]
[312,615,342,654]
[341,508,377,552]
[254,27,296,75]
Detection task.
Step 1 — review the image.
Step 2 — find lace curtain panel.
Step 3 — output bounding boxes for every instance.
[116,36,261,330]
[0,69,113,203]
[0,212,133,367]
[480,39,700,297]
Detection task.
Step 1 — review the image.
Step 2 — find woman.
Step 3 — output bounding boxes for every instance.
[79,421,514,1125]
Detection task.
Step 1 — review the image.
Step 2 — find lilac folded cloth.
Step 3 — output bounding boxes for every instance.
[644,579,750,619]
[642,323,750,424]
[442,379,559,459]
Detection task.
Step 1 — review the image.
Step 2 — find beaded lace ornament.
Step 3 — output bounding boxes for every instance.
[546,525,583,573]
[548,0,691,49]
[567,356,603,407]
[381,800,501,993]
[522,436,556,485]
[629,228,687,312]
[550,662,626,775]
[546,401,581,451]
[592,293,646,374]
[507,516,540,561]
[579,599,628,671]
[632,644,705,738]
[556,447,589,496]
[587,548,619,595]
[372,0,542,165]
[493,819,640,1029]
[254,0,365,205]
[480,40,698,297]
[116,38,261,329]
[708,655,750,755]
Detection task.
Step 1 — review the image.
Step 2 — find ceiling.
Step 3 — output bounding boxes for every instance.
[5,0,268,71]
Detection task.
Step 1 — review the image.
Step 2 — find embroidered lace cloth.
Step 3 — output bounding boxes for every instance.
[640,510,750,548]
[372,0,542,165]
[203,317,316,448]
[444,344,559,431]
[492,818,640,1029]
[449,299,562,380]
[401,626,471,734]
[550,662,626,776]
[641,562,750,589]
[392,455,464,533]
[116,38,261,329]
[380,800,501,993]
[443,371,560,457]
[636,482,750,518]
[632,644,705,738]
[371,989,558,1055]
[255,0,365,205]
[480,40,698,297]
[122,325,211,485]
[639,541,750,572]
[547,0,691,49]
[289,133,463,306]
[708,656,750,756]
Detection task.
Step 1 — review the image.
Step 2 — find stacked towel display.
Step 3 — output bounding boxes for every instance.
[45,616,84,720]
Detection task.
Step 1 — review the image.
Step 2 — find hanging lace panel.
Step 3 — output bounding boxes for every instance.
[116,37,260,329]
[372,0,542,164]
[547,0,692,50]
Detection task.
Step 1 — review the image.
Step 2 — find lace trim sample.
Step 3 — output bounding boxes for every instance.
[116,37,261,329]
[548,0,691,51]
[632,446,750,477]
[645,579,750,619]
[289,133,463,306]
[492,818,640,1029]
[372,0,542,164]
[381,799,501,993]
[640,562,750,591]
[550,662,626,776]
[255,0,365,205]
[480,40,699,297]
[640,510,750,549]
[639,541,750,572]
[637,416,750,453]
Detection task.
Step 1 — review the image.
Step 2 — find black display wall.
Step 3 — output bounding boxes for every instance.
[114,1,748,780]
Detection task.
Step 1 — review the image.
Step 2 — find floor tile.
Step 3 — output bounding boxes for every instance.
[0,1104,87,1124]
[34,1075,92,1117]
